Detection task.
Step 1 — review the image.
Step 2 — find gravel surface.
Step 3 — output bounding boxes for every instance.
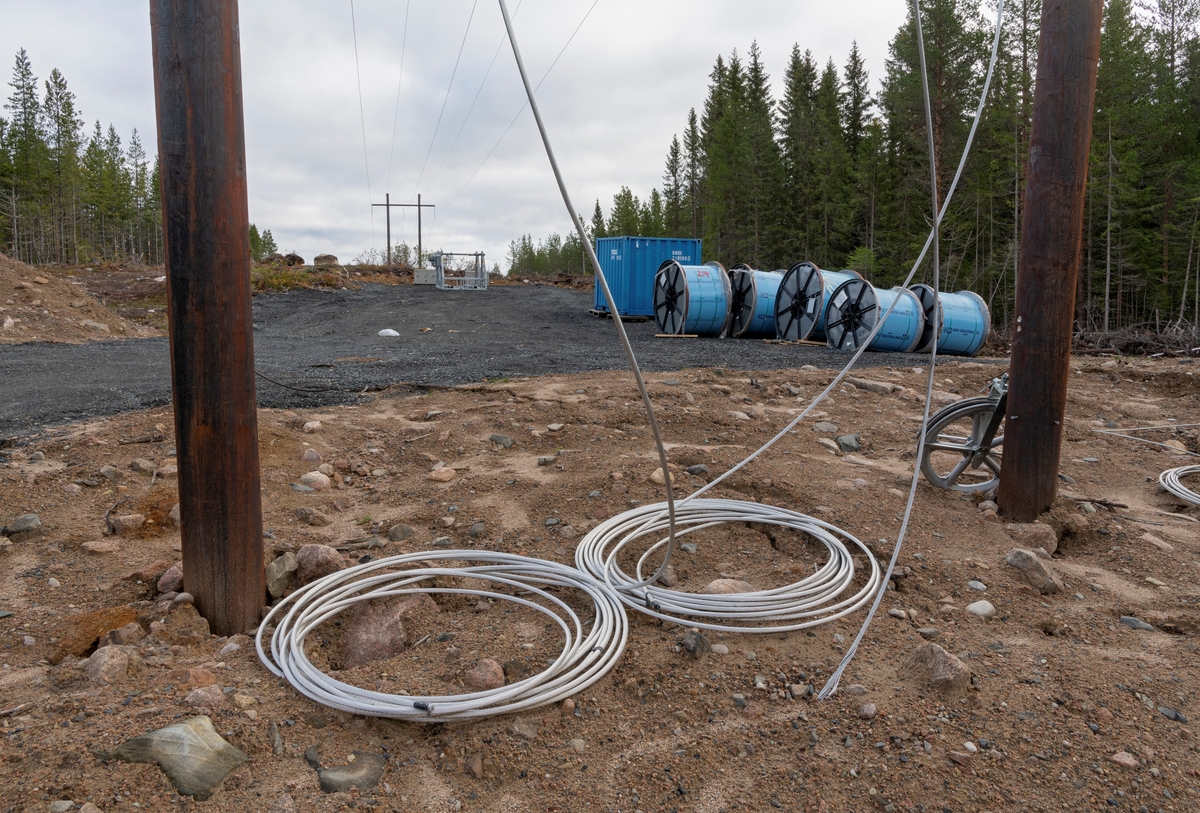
[1,282,957,437]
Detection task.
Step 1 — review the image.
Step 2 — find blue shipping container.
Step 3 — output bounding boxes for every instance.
[593,236,702,316]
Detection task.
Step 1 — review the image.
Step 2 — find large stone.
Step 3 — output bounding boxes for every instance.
[130,458,157,475]
[463,658,505,690]
[82,539,120,554]
[185,685,226,711]
[296,544,344,585]
[340,595,437,668]
[1005,549,1064,595]
[52,606,139,663]
[110,514,146,535]
[110,715,249,800]
[702,579,755,595]
[1004,522,1058,555]
[902,643,970,698]
[85,645,144,684]
[427,467,457,482]
[265,552,299,598]
[317,754,386,793]
[293,506,332,526]
[313,253,340,266]
[299,471,331,491]
[2,512,41,542]
[99,622,146,648]
[388,523,415,542]
[157,563,184,594]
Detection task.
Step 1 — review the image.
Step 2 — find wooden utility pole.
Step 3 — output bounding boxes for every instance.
[150,0,265,634]
[999,0,1103,521]
[372,193,434,267]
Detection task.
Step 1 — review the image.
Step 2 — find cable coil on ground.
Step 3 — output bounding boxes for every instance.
[575,499,881,633]
[256,550,628,721]
[1160,465,1200,507]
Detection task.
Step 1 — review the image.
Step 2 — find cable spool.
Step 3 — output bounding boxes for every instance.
[773,262,863,342]
[575,498,881,633]
[256,550,628,721]
[1160,465,1200,507]
[824,279,925,352]
[653,260,732,336]
[908,285,991,356]
[728,265,785,337]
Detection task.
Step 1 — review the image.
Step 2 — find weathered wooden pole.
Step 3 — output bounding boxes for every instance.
[150,0,265,634]
[999,0,1103,521]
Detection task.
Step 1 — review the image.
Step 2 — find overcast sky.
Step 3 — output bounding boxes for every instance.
[1,0,908,269]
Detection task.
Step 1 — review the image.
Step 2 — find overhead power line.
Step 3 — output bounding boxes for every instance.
[385,0,412,195]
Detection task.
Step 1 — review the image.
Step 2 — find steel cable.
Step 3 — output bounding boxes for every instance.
[1160,465,1200,506]
[255,551,628,721]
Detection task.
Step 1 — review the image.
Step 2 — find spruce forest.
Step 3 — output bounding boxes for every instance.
[509,0,1200,338]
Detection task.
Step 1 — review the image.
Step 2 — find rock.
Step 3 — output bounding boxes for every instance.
[978,500,998,513]
[124,559,172,584]
[1119,616,1154,631]
[162,668,218,687]
[702,578,754,594]
[650,467,673,484]
[1158,706,1188,723]
[111,514,146,535]
[2,512,41,542]
[293,506,332,526]
[186,685,226,711]
[158,563,184,593]
[567,738,586,753]
[168,503,181,527]
[558,525,578,539]
[130,458,157,474]
[836,434,861,453]
[561,698,576,717]
[711,644,730,655]
[317,754,386,793]
[99,464,123,480]
[175,592,194,604]
[48,802,73,813]
[1110,751,1139,768]
[1004,522,1058,555]
[686,464,710,477]
[812,421,839,433]
[678,630,711,657]
[1,315,13,330]
[858,703,877,720]
[1141,533,1174,552]
[156,464,178,479]
[508,718,539,740]
[52,606,139,663]
[388,523,415,542]
[313,253,340,266]
[966,600,996,618]
[431,536,452,548]
[342,597,430,668]
[1005,549,1064,594]
[427,468,457,482]
[469,522,486,538]
[99,622,146,647]
[295,544,344,585]
[266,552,299,598]
[439,516,456,527]
[903,643,970,697]
[111,715,249,800]
[844,684,867,696]
[302,420,322,433]
[538,455,558,466]
[299,471,331,491]
[548,423,564,432]
[816,438,840,453]
[967,580,987,591]
[490,434,514,448]
[86,645,144,684]
[888,608,907,619]
[47,576,61,588]
[266,794,296,813]
[82,539,120,554]
[464,658,506,690]
[466,752,485,779]
[917,627,941,640]
[80,319,110,333]
[659,564,678,586]
[301,447,323,463]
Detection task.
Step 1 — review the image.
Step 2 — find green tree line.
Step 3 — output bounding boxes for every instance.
[517,0,1200,335]
[1,49,164,265]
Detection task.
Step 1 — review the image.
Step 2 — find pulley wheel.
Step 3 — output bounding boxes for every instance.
[824,278,878,351]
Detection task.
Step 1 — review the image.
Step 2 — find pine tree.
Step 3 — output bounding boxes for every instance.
[662,134,683,235]
[590,200,607,239]
[778,45,820,262]
[681,109,702,240]
[608,186,642,236]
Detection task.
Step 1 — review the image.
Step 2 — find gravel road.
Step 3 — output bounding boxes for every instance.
[1,282,949,437]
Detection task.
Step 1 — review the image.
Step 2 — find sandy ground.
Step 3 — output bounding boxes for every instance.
[1,357,1199,812]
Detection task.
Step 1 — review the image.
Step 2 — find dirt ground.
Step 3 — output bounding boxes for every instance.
[2,354,1199,813]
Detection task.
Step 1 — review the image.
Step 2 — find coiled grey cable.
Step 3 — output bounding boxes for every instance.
[1160,465,1200,506]
[256,551,628,721]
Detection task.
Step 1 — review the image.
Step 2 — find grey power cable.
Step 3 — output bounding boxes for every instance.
[497,0,680,566]
[1160,465,1200,506]
[384,0,411,195]
[256,551,628,721]
[349,0,374,244]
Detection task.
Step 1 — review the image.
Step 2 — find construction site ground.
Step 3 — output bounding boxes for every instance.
[1,258,1200,813]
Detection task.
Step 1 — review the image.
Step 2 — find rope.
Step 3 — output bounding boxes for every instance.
[411,0,480,200]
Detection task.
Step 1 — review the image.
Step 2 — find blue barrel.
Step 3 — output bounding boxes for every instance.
[908,285,991,356]
[824,278,925,352]
[728,265,785,337]
[653,261,731,336]
[773,262,863,341]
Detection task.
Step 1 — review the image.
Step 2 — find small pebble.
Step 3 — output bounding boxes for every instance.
[858,703,877,720]
[711,644,730,655]
[174,592,194,604]
[23,635,36,646]
[967,580,987,591]
[47,577,61,588]
[964,741,978,754]
[966,600,996,618]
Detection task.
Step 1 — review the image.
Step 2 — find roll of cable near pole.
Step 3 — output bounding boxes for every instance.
[255,552,628,721]
[1160,465,1200,506]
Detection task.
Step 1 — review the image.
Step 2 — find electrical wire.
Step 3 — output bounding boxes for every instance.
[411,0,480,200]
[256,551,628,721]
[440,0,601,215]
[384,0,411,195]
[349,0,374,247]
[1160,465,1200,506]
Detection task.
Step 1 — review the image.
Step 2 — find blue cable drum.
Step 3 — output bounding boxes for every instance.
[653,261,731,337]
[824,278,925,353]
[773,262,864,342]
[908,285,992,356]
[728,264,785,337]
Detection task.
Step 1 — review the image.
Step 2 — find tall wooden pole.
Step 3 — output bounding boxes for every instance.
[150,0,265,634]
[999,0,1103,521]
